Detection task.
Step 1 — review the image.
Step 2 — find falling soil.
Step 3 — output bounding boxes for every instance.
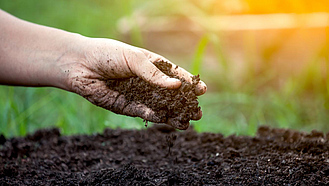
[1,125,329,185]
[106,61,201,129]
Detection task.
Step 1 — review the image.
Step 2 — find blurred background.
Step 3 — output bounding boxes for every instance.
[1,0,329,137]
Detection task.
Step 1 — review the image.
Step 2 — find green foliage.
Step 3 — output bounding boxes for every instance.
[190,34,209,75]
[0,86,144,137]
[0,0,328,137]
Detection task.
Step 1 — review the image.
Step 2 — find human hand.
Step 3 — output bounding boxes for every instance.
[0,10,205,129]
[65,37,207,128]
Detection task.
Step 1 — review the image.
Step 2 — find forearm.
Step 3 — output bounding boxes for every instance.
[0,9,82,90]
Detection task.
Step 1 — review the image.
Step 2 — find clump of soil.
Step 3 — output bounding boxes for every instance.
[1,125,329,185]
[106,61,201,129]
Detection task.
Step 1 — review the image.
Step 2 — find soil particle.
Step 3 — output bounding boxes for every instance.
[106,61,201,129]
[1,125,329,185]
[0,134,6,145]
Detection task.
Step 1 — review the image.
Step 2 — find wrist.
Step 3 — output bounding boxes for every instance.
[52,33,87,91]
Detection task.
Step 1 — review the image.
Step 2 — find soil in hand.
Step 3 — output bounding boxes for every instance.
[106,61,201,129]
[1,125,329,185]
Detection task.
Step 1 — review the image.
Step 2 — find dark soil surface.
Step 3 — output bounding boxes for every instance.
[106,61,201,129]
[1,125,329,185]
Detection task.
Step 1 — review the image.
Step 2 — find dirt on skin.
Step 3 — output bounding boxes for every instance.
[1,125,329,185]
[106,61,201,130]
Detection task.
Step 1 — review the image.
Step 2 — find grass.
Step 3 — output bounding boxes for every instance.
[0,86,145,137]
[1,0,329,137]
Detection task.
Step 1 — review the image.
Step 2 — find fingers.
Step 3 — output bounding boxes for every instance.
[192,109,203,121]
[116,97,199,130]
[122,102,164,123]
[73,74,199,130]
[124,49,181,89]
[171,65,207,96]
[107,92,200,129]
[123,101,200,130]
[138,48,207,96]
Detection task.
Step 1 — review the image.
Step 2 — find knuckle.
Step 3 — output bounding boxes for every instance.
[110,94,126,114]
[124,48,146,65]
[123,49,148,74]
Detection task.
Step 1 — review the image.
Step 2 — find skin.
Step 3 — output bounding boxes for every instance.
[0,10,207,129]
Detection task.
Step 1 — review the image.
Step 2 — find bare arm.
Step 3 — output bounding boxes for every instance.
[0,9,80,89]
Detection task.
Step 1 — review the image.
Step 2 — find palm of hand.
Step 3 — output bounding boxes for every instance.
[66,38,206,128]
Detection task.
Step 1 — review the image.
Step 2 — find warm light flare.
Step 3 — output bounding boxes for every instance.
[189,0,329,15]
[243,0,329,14]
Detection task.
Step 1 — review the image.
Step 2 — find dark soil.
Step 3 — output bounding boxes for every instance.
[1,125,329,185]
[106,61,201,129]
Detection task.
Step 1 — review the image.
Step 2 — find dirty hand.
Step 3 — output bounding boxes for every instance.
[0,10,206,128]
[66,37,207,127]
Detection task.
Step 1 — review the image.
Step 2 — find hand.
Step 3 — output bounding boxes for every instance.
[65,37,207,128]
[0,10,206,129]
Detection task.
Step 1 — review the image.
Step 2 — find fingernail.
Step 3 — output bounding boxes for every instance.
[196,81,207,95]
[168,77,180,83]
[163,76,179,82]
[162,76,181,89]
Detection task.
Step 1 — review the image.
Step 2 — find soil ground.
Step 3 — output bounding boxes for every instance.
[1,125,329,185]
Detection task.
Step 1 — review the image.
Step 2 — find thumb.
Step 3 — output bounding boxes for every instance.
[127,51,181,89]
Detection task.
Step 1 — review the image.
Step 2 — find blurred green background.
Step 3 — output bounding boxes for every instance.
[1,0,329,137]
